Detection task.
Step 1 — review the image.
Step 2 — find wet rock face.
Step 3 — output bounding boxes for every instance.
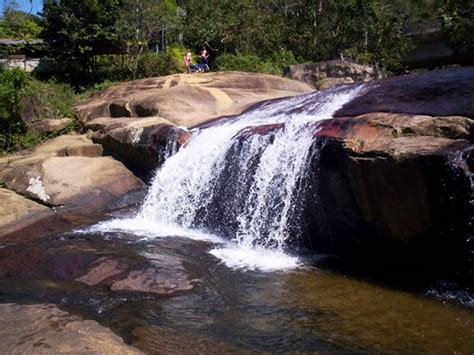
[301,111,473,269]
[0,303,142,354]
[76,255,193,296]
[335,67,474,118]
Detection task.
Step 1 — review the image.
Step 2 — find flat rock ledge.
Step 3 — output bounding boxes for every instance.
[0,303,142,354]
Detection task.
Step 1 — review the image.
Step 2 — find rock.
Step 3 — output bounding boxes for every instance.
[1,135,145,223]
[84,116,191,182]
[77,72,311,181]
[301,111,473,266]
[76,71,314,127]
[233,123,284,139]
[32,134,103,158]
[0,188,51,234]
[27,117,73,134]
[76,254,193,296]
[0,303,142,354]
[4,155,145,209]
[284,60,382,90]
[76,257,129,286]
[315,112,473,158]
[335,67,474,118]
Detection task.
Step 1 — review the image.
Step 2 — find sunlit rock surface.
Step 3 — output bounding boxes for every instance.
[0,303,142,354]
[76,72,313,181]
[76,71,314,126]
[0,135,146,238]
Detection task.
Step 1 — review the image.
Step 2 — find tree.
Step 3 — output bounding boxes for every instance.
[180,0,287,56]
[0,6,42,40]
[116,0,179,79]
[440,0,474,54]
[41,0,123,85]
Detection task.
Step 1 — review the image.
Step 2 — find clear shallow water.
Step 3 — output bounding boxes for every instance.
[2,229,473,353]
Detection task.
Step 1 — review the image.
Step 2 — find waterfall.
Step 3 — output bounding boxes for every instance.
[89,84,364,270]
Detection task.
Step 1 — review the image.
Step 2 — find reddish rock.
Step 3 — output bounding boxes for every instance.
[233,123,284,139]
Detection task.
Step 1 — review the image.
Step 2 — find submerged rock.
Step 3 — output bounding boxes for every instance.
[0,303,142,354]
[76,255,193,296]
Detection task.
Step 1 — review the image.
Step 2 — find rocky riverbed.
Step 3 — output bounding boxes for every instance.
[0,68,473,353]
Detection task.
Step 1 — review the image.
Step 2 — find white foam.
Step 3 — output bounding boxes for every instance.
[77,217,222,243]
[210,244,301,272]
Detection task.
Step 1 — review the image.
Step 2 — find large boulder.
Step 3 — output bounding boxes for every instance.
[77,72,312,181]
[0,188,53,237]
[303,111,473,269]
[0,135,146,238]
[284,59,382,89]
[0,303,142,354]
[335,66,474,118]
[84,116,191,182]
[76,71,314,126]
[27,117,73,134]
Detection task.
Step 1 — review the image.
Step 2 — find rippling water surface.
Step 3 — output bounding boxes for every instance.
[1,228,472,354]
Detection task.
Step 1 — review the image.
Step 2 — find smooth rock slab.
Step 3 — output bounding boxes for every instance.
[0,188,51,229]
[0,303,142,354]
[76,71,314,127]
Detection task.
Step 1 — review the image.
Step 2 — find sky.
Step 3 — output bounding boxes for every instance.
[1,0,43,16]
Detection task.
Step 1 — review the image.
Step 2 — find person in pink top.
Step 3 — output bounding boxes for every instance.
[184,49,192,73]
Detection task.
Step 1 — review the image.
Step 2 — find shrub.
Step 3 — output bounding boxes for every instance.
[0,67,31,151]
[213,50,298,75]
[136,52,182,78]
[23,80,77,120]
[0,67,79,153]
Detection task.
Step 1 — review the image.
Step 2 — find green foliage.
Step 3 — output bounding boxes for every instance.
[440,0,474,54]
[115,0,179,79]
[0,67,79,152]
[0,67,30,151]
[24,80,77,119]
[0,9,42,40]
[213,50,298,75]
[136,52,182,78]
[168,46,194,68]
[41,0,124,85]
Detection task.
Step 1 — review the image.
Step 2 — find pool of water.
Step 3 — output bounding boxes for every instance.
[0,226,473,354]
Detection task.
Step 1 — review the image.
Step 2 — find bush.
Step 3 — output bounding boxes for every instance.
[213,50,298,75]
[0,67,78,153]
[23,80,77,120]
[136,52,182,78]
[0,67,31,151]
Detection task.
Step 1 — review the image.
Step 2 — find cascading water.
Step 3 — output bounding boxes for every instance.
[90,84,364,270]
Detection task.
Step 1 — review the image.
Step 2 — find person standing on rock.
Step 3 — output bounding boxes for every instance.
[184,49,192,73]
